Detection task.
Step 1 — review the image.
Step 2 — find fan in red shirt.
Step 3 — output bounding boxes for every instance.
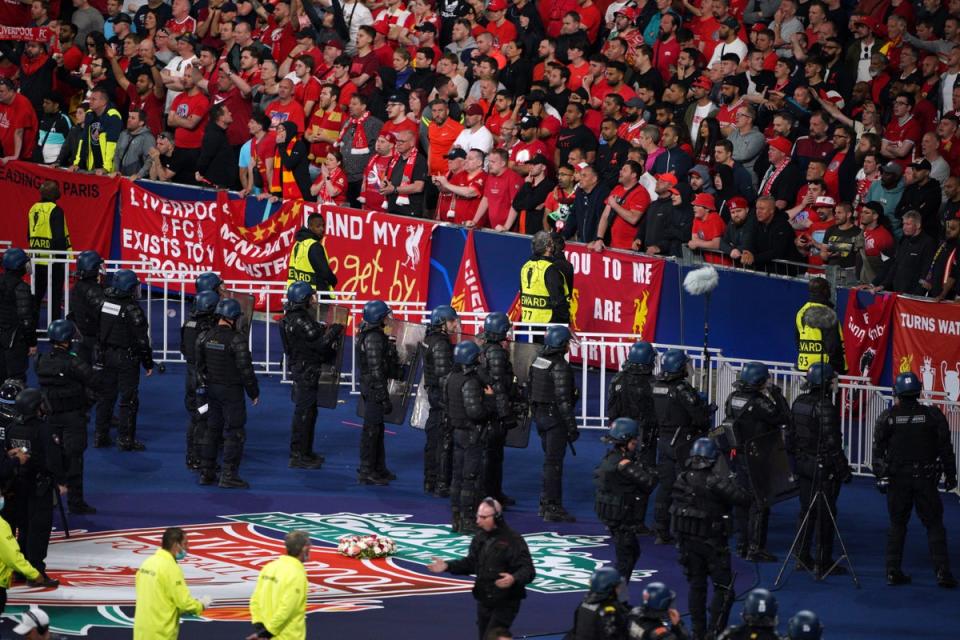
[0,79,38,161]
[796,196,838,267]
[467,149,523,230]
[435,148,488,225]
[688,193,727,264]
[248,112,277,195]
[264,0,298,63]
[509,115,551,175]
[211,65,254,147]
[484,0,516,47]
[310,151,349,205]
[305,85,345,167]
[374,0,416,43]
[266,78,306,133]
[380,92,420,140]
[881,93,923,169]
[359,133,398,210]
[484,92,513,138]
[165,0,197,36]
[167,71,209,151]
[591,160,651,251]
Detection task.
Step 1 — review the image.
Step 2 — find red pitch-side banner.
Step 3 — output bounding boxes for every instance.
[842,289,895,384]
[892,296,960,402]
[0,161,118,260]
[450,230,488,314]
[0,26,54,41]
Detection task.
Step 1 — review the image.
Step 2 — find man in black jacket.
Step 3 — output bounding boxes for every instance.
[0,249,37,383]
[423,305,458,496]
[719,196,756,267]
[872,210,935,295]
[745,196,802,273]
[355,300,400,485]
[67,250,104,366]
[633,174,689,258]
[894,160,943,240]
[428,497,535,639]
[196,103,240,189]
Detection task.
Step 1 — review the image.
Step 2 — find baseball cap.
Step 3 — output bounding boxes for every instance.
[693,75,713,90]
[693,192,716,209]
[881,161,903,176]
[910,159,932,172]
[729,196,749,210]
[379,132,397,144]
[13,610,49,635]
[114,13,132,23]
[655,173,678,186]
[447,147,467,159]
[526,154,550,165]
[814,196,836,208]
[487,0,507,11]
[519,115,540,128]
[465,104,485,117]
[386,92,407,104]
[295,27,317,40]
[221,1,237,10]
[373,21,390,35]
[751,23,766,33]
[322,39,345,51]
[721,17,739,30]
[625,97,645,108]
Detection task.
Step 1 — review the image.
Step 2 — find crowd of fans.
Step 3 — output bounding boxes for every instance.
[1,0,959,296]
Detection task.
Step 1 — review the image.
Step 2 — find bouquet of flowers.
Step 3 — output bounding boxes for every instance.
[337,534,397,559]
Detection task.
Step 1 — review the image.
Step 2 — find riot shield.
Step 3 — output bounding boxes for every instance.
[410,331,477,430]
[504,340,541,449]
[742,429,799,507]
[356,317,426,425]
[221,289,255,337]
[313,303,351,409]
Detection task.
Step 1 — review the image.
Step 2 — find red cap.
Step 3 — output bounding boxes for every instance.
[729,196,749,210]
[768,136,793,156]
[851,15,874,28]
[615,6,639,20]
[693,76,713,91]
[373,21,390,35]
[669,187,680,196]
[487,0,507,11]
[465,103,485,117]
[692,193,716,210]
[655,172,678,186]
[378,132,397,144]
[751,23,766,33]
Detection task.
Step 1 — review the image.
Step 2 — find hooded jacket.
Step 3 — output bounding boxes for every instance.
[114,126,156,178]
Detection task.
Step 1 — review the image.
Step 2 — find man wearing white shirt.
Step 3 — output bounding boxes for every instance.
[160,34,198,111]
[452,104,494,154]
[708,17,748,69]
[940,46,960,117]
[341,0,374,56]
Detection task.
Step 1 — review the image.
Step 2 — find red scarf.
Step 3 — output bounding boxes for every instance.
[385,147,418,208]
[760,158,790,196]
[272,136,302,199]
[339,111,371,153]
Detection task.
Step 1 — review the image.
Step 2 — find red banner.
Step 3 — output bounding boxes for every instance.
[842,289,895,384]
[0,26,53,42]
[0,161,117,260]
[450,230,488,314]
[892,296,960,401]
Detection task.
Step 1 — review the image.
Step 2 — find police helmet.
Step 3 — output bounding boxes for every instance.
[660,349,688,375]
[1,248,30,271]
[589,566,622,597]
[75,250,103,277]
[362,300,391,324]
[287,281,314,306]
[544,325,572,348]
[454,341,481,366]
[627,341,656,367]
[195,272,223,293]
[111,269,140,294]
[740,362,769,387]
[806,363,835,387]
[742,588,778,627]
[641,582,676,612]
[14,388,44,417]
[216,298,243,321]
[195,290,220,314]
[893,371,922,397]
[48,319,77,343]
[430,305,458,327]
[787,610,823,640]
[607,418,639,444]
[0,379,25,405]
[691,437,719,461]
[483,312,511,339]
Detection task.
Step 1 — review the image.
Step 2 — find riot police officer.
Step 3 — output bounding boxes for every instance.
[181,289,220,471]
[280,282,343,469]
[607,341,658,533]
[529,325,579,523]
[355,300,400,485]
[93,269,153,450]
[627,581,689,640]
[723,362,790,562]
[873,371,957,588]
[788,363,852,576]
[196,272,226,296]
[196,299,260,489]
[594,418,658,581]
[5,388,64,588]
[445,341,491,533]
[36,319,98,515]
[422,305,457,496]
[717,588,781,640]
[786,610,822,640]
[0,249,37,382]
[652,349,714,545]
[477,311,518,505]
[564,566,629,639]
[66,250,104,366]
[671,438,750,639]
[0,379,29,485]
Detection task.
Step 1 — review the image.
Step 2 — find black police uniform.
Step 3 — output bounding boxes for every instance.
[723,382,790,556]
[529,345,578,513]
[594,445,657,580]
[717,623,781,640]
[280,305,341,463]
[564,594,630,640]
[445,360,491,531]
[196,322,259,484]
[477,338,518,502]
[5,412,65,576]
[181,307,218,469]
[445,519,536,639]
[94,287,154,448]
[608,362,659,528]
[652,376,713,539]
[873,397,957,580]
[0,270,37,382]
[67,275,104,366]
[36,344,98,511]
[422,325,454,493]
[670,455,750,638]
[788,387,851,569]
[627,608,689,639]
[355,321,400,480]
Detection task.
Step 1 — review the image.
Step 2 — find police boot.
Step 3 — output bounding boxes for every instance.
[219,467,250,489]
[303,452,325,464]
[289,453,323,469]
[886,569,912,586]
[635,522,652,536]
[378,467,398,481]
[357,470,389,486]
[424,479,436,495]
[27,574,60,589]
[93,432,113,448]
[543,503,576,523]
[118,438,146,452]
[451,509,461,533]
[936,568,958,589]
[186,455,202,471]
[746,547,778,563]
[199,470,217,486]
[654,530,676,545]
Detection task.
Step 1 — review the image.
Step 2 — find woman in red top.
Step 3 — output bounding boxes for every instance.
[311,151,348,205]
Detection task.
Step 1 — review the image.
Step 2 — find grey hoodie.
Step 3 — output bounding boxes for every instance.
[114,126,156,179]
[688,164,717,196]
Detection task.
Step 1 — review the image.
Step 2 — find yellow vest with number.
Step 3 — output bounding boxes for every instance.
[27,202,71,265]
[286,237,330,290]
[520,258,557,323]
[795,301,840,371]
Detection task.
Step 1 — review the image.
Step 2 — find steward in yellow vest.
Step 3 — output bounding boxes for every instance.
[795,277,846,373]
[249,530,310,640]
[286,213,338,293]
[28,180,71,318]
[520,231,570,324]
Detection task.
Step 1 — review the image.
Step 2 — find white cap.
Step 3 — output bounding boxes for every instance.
[13,609,50,635]
[814,195,836,208]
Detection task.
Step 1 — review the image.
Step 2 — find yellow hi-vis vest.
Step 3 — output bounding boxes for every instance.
[520,258,563,323]
[27,202,71,265]
[795,301,842,371]
[286,237,330,290]
[249,554,308,640]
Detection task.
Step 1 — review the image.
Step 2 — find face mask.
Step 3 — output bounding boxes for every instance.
[176,549,187,561]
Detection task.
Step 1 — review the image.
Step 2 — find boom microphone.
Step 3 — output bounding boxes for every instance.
[683,265,719,296]
[802,304,838,330]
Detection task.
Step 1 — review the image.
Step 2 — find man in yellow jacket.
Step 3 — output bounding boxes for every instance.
[247,529,310,640]
[134,527,210,639]
[0,510,40,616]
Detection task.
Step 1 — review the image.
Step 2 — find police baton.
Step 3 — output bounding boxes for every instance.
[55,489,70,539]
[567,441,577,457]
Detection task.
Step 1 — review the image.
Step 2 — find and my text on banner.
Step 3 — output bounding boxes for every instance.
[842,290,895,384]
[892,296,960,401]
[0,161,117,259]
